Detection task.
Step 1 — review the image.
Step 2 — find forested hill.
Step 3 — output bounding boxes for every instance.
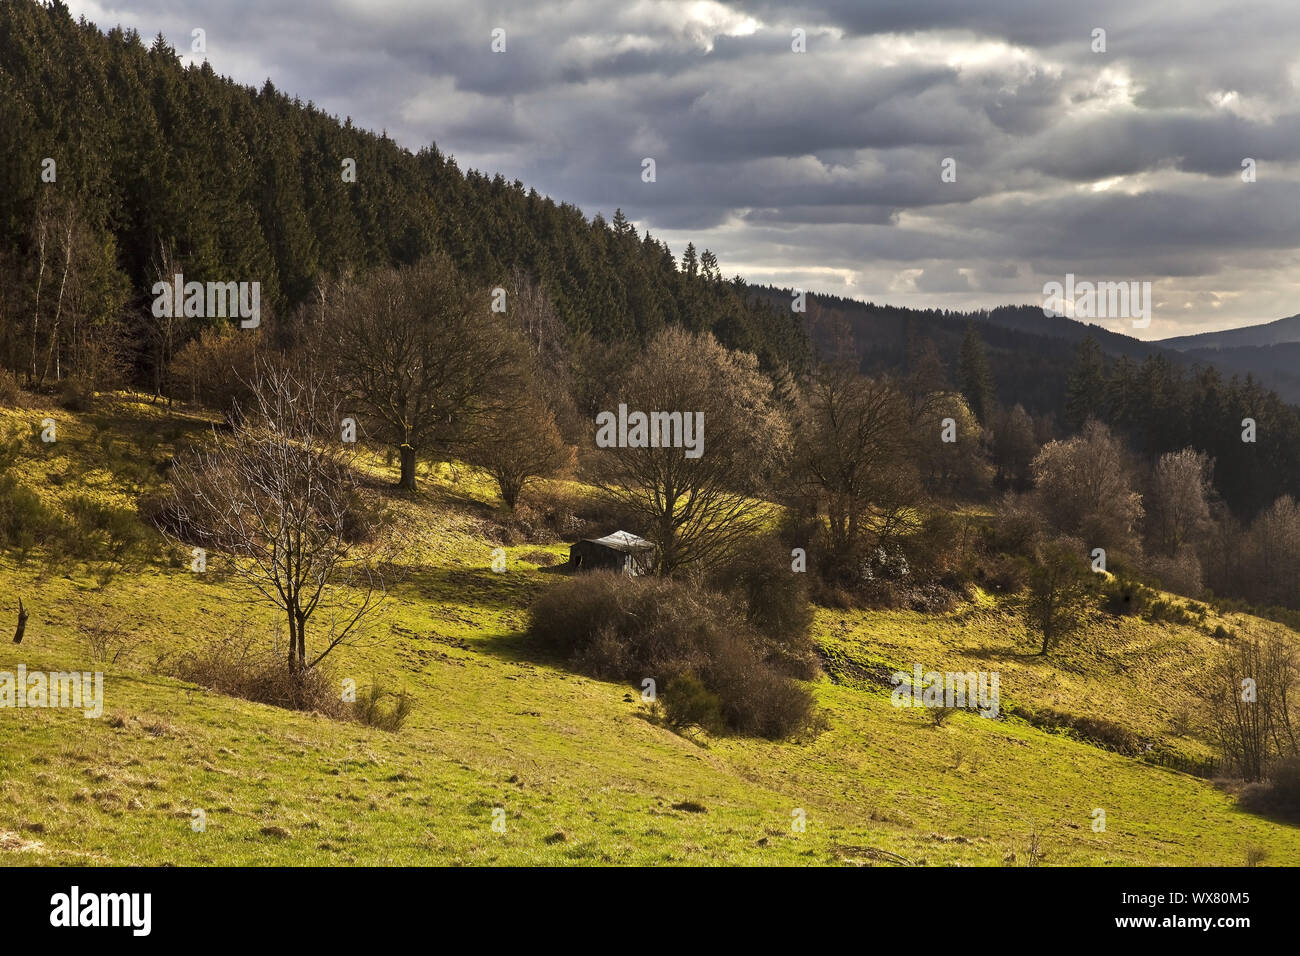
[750,287,1170,418]
[755,282,1300,412]
[0,0,808,374]
[751,285,1300,519]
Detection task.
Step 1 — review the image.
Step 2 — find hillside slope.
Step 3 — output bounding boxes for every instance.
[1,398,1297,866]
[0,0,808,375]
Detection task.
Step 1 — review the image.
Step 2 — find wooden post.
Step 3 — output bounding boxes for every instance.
[12,597,28,644]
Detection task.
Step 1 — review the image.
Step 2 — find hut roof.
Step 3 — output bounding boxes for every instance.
[583,530,654,552]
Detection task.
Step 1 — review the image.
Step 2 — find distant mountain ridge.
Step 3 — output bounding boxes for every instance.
[747,285,1300,409]
[1158,314,1300,351]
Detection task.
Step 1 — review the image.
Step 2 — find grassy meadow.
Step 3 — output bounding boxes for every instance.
[1,396,1297,866]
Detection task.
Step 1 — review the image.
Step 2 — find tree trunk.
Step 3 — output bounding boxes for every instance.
[398,443,417,490]
[657,517,676,576]
[501,479,519,511]
[286,612,299,674]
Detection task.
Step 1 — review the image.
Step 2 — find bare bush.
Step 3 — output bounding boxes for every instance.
[1146,549,1204,598]
[352,681,414,732]
[77,614,143,665]
[168,323,263,416]
[173,627,346,715]
[706,537,818,679]
[1203,630,1300,781]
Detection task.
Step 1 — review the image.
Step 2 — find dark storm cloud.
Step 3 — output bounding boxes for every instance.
[69,0,1300,335]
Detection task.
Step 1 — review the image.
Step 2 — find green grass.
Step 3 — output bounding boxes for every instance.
[1,396,1298,866]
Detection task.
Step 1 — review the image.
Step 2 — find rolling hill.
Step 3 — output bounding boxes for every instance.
[1,395,1298,866]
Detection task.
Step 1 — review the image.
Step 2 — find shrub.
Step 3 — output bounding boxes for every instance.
[663,674,724,734]
[905,511,969,581]
[78,614,143,665]
[972,552,1028,594]
[65,493,151,582]
[705,637,816,738]
[58,374,94,412]
[1145,597,1197,626]
[0,369,19,406]
[707,537,817,678]
[352,682,414,732]
[1102,573,1151,617]
[0,473,65,561]
[1009,702,1140,754]
[1239,757,1300,822]
[808,576,859,609]
[529,572,813,739]
[929,705,958,727]
[173,630,348,716]
[987,492,1045,557]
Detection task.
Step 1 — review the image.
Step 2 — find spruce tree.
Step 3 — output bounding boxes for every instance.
[957,322,994,425]
[1065,337,1106,431]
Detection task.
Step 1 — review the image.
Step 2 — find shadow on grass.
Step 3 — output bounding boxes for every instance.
[389,563,553,615]
[471,627,565,668]
[365,471,502,516]
[1233,782,1300,830]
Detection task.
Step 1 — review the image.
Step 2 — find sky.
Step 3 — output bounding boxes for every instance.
[66,0,1300,340]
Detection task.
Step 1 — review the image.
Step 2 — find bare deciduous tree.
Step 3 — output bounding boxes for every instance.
[470,388,574,511]
[793,361,916,579]
[166,364,391,676]
[25,197,125,391]
[1240,496,1300,608]
[322,253,526,491]
[1146,448,1213,557]
[142,239,183,405]
[591,327,789,576]
[1031,420,1143,555]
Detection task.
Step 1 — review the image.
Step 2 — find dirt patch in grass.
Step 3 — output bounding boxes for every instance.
[0,829,46,854]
